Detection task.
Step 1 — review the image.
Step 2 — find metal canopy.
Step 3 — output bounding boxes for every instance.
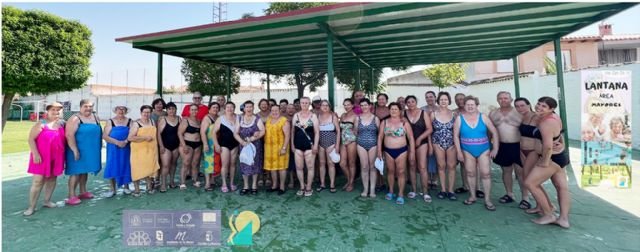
[116,2,635,75]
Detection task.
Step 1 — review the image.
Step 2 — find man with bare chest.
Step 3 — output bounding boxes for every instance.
[489,91,526,205]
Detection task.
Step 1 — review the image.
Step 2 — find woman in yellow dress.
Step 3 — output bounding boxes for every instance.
[128,105,160,197]
[264,104,290,195]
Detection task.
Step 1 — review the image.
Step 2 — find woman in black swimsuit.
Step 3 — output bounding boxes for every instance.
[404,95,433,201]
[157,102,181,192]
[291,97,320,197]
[212,102,239,193]
[524,97,571,229]
[177,104,203,190]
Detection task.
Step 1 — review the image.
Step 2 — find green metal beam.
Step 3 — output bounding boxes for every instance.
[369,68,375,96]
[226,65,231,101]
[355,61,361,91]
[513,56,520,98]
[318,22,372,69]
[327,34,335,110]
[157,53,163,97]
[266,73,271,100]
[554,39,569,144]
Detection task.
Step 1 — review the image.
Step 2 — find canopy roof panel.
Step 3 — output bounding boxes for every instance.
[116,2,636,75]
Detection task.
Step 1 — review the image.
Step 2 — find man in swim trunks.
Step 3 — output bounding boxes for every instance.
[489,91,527,205]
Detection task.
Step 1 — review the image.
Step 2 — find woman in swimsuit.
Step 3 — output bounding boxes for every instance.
[453,96,500,211]
[200,102,221,191]
[156,102,180,192]
[177,104,203,190]
[103,105,132,197]
[524,97,571,228]
[339,98,357,192]
[316,100,341,193]
[291,97,320,197]
[377,102,415,205]
[404,95,433,202]
[431,92,458,201]
[355,98,380,198]
[234,101,266,195]
[212,102,239,193]
[256,99,271,188]
[151,98,167,122]
[128,105,160,197]
[373,93,390,192]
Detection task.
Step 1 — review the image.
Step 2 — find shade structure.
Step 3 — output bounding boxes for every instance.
[116,2,636,75]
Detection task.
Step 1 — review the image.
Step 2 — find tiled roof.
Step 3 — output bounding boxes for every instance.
[601,34,640,41]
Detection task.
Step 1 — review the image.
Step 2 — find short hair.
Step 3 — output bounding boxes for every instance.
[377,93,389,101]
[258,99,269,107]
[189,104,199,110]
[343,98,354,105]
[610,117,624,128]
[360,98,372,106]
[244,100,255,107]
[455,93,465,99]
[271,104,280,109]
[437,92,452,105]
[300,96,310,102]
[165,102,177,110]
[388,102,402,110]
[320,100,332,108]
[537,96,557,109]
[463,95,480,106]
[279,99,289,105]
[405,95,417,103]
[293,98,300,104]
[514,97,532,111]
[225,101,236,108]
[269,98,277,105]
[208,102,220,110]
[151,98,166,109]
[497,91,512,99]
[140,105,153,112]
[80,99,93,107]
[425,91,436,97]
[192,91,202,97]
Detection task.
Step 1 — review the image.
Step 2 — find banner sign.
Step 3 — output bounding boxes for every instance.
[580,70,632,188]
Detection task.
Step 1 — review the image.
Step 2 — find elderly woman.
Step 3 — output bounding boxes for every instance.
[316,100,341,193]
[264,104,291,195]
[178,104,203,190]
[431,92,457,201]
[157,102,181,192]
[404,95,433,202]
[291,97,320,197]
[374,93,390,120]
[213,102,239,193]
[128,105,160,197]
[605,117,626,143]
[355,98,380,198]
[151,98,167,122]
[453,96,500,211]
[65,99,102,205]
[201,102,222,191]
[234,101,265,195]
[525,97,571,228]
[339,98,358,192]
[377,102,415,205]
[256,99,271,187]
[24,102,66,216]
[102,105,132,197]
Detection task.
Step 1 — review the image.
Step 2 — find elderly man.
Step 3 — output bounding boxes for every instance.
[488,91,527,206]
[181,91,209,121]
[421,91,437,113]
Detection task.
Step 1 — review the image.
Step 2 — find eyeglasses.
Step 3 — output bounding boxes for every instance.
[193,97,202,99]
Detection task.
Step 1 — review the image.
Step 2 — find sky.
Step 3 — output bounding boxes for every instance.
[4,2,640,90]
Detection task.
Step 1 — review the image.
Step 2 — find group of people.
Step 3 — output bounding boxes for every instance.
[24,90,571,228]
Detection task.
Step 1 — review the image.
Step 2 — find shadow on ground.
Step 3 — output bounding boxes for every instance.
[3,148,640,251]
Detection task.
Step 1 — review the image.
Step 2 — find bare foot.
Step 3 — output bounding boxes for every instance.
[369,193,377,198]
[346,185,354,192]
[23,209,35,216]
[360,192,368,197]
[532,214,557,225]
[42,202,57,208]
[526,208,542,214]
[555,217,570,229]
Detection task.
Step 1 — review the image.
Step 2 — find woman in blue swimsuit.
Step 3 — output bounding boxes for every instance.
[377,102,415,205]
[355,99,380,198]
[453,96,499,211]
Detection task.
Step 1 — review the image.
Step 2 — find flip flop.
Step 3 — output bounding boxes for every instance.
[396,197,405,205]
[437,191,447,199]
[221,186,229,193]
[239,189,249,195]
[179,184,187,190]
[463,199,476,205]
[423,194,432,203]
[385,193,396,201]
[251,189,258,195]
[519,200,532,210]
[454,187,469,194]
[448,192,457,201]
[476,190,485,198]
[296,189,305,196]
[316,186,325,192]
[485,203,496,211]
[499,195,515,204]
[329,187,337,193]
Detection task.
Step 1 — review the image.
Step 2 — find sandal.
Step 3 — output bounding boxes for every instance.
[304,190,313,197]
[407,192,417,199]
[169,184,178,189]
[277,189,286,195]
[519,200,532,210]
[221,186,229,193]
[132,192,141,197]
[193,181,201,188]
[476,190,485,198]
[240,189,249,195]
[423,194,432,203]
[448,192,457,201]
[437,191,447,199]
[499,195,515,204]
[316,186,325,192]
[485,203,496,211]
[65,196,81,205]
[147,189,156,195]
[179,184,187,190]
[159,188,167,193]
[329,187,337,193]
[385,193,396,201]
[296,189,305,196]
[204,187,213,192]
[463,199,476,205]
[251,189,258,195]
[396,197,405,205]
[454,187,469,194]
[230,184,238,191]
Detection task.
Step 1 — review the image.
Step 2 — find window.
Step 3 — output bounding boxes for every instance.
[598,49,637,64]
[496,59,513,73]
[545,50,572,70]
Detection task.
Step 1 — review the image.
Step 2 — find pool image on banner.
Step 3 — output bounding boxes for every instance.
[580,70,633,188]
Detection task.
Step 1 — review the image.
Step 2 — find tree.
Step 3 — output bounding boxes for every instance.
[2,6,93,132]
[266,73,326,98]
[241,12,255,19]
[264,2,332,15]
[180,59,241,104]
[421,63,468,89]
